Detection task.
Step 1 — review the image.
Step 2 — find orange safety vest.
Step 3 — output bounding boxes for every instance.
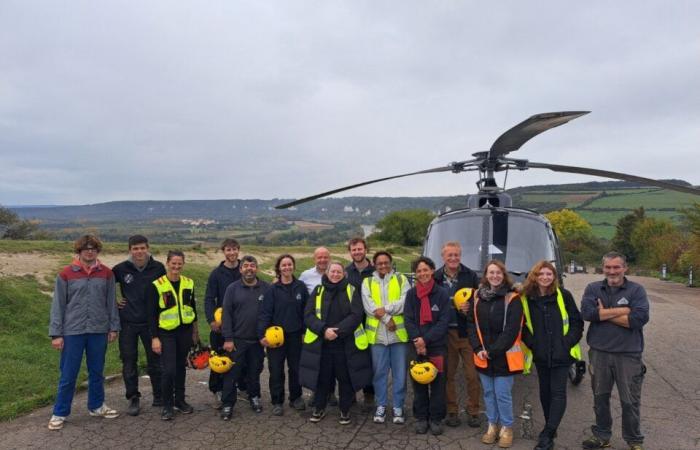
[472,291,525,373]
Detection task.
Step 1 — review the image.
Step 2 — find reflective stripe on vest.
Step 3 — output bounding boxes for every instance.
[153,275,196,331]
[521,288,582,374]
[473,292,525,373]
[364,273,408,344]
[303,284,368,350]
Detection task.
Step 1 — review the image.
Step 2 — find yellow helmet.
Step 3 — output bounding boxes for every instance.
[209,351,234,374]
[409,360,438,384]
[265,326,285,348]
[453,287,474,310]
[214,307,223,325]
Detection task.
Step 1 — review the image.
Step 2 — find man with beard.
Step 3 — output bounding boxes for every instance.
[220,256,269,420]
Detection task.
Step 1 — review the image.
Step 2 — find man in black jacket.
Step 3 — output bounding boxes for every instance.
[434,241,482,428]
[344,237,375,409]
[204,238,242,406]
[220,256,269,420]
[112,235,166,416]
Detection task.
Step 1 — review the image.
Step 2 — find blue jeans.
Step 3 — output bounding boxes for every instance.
[53,333,108,417]
[371,342,408,409]
[479,373,515,427]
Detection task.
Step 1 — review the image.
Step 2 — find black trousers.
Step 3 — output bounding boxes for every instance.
[314,343,355,414]
[267,331,303,405]
[411,350,447,422]
[210,330,248,393]
[535,363,569,437]
[209,330,225,393]
[159,325,192,407]
[222,340,264,407]
[119,321,161,400]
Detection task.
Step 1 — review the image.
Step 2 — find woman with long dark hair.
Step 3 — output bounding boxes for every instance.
[521,260,583,450]
[258,254,309,416]
[467,259,523,448]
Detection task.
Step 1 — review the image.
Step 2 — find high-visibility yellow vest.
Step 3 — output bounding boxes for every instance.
[364,274,408,344]
[521,288,582,374]
[153,275,196,331]
[303,284,368,350]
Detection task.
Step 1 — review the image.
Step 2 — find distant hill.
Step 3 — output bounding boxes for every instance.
[10,180,699,240]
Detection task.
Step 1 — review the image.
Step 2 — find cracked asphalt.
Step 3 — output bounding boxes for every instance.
[2,274,699,449]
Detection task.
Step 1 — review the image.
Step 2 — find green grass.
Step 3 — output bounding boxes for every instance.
[585,190,699,209]
[0,276,123,420]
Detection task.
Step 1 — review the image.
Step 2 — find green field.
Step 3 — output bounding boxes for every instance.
[584,189,699,209]
[0,241,421,420]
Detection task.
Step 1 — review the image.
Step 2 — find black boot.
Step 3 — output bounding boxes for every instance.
[534,432,554,450]
[127,397,140,416]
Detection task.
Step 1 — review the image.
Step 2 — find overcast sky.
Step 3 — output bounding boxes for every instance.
[1,1,699,205]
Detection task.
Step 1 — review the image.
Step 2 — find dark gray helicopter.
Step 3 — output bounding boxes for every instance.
[277,111,700,282]
[277,111,700,385]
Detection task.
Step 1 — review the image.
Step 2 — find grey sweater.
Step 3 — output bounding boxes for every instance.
[49,262,120,337]
[581,278,650,353]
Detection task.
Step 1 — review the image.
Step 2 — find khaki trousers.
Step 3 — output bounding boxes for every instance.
[446,329,482,415]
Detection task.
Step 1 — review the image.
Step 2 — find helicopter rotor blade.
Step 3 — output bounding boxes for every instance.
[527,162,700,196]
[275,164,461,209]
[489,111,590,159]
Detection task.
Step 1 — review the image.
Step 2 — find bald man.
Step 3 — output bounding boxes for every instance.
[299,247,331,294]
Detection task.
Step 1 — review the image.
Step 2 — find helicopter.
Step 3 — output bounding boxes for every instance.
[276,111,700,283]
[276,111,700,385]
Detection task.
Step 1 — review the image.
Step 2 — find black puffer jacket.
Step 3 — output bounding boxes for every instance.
[521,288,583,368]
[299,277,372,392]
[467,286,523,377]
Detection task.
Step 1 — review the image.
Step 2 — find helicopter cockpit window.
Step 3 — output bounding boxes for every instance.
[423,211,558,280]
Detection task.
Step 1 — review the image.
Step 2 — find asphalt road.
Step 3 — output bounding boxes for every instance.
[2,274,699,449]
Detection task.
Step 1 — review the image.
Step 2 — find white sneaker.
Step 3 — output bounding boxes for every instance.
[88,404,120,419]
[373,405,386,423]
[392,407,405,424]
[48,415,65,430]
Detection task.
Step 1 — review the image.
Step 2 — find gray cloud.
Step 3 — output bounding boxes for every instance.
[1,1,699,205]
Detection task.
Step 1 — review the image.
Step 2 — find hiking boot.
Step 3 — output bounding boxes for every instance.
[328,393,338,407]
[582,435,611,449]
[392,407,405,425]
[48,415,65,430]
[498,426,513,448]
[309,407,326,423]
[373,405,386,424]
[89,404,119,419]
[290,397,306,411]
[174,400,193,414]
[445,412,461,427]
[430,421,443,435]
[250,396,263,413]
[339,411,351,425]
[482,423,499,444]
[272,404,284,416]
[628,445,644,450]
[467,414,481,428]
[220,406,233,421]
[534,433,554,450]
[415,420,429,434]
[127,397,140,416]
[161,407,174,421]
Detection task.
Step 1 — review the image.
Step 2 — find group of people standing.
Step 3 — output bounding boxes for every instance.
[47,234,649,450]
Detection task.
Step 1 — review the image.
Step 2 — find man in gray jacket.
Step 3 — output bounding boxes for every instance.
[48,235,121,430]
[580,252,650,450]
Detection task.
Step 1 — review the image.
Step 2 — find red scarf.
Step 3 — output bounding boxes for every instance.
[416,278,435,325]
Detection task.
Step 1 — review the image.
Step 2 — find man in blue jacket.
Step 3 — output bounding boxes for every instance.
[580,252,650,450]
[113,235,166,416]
